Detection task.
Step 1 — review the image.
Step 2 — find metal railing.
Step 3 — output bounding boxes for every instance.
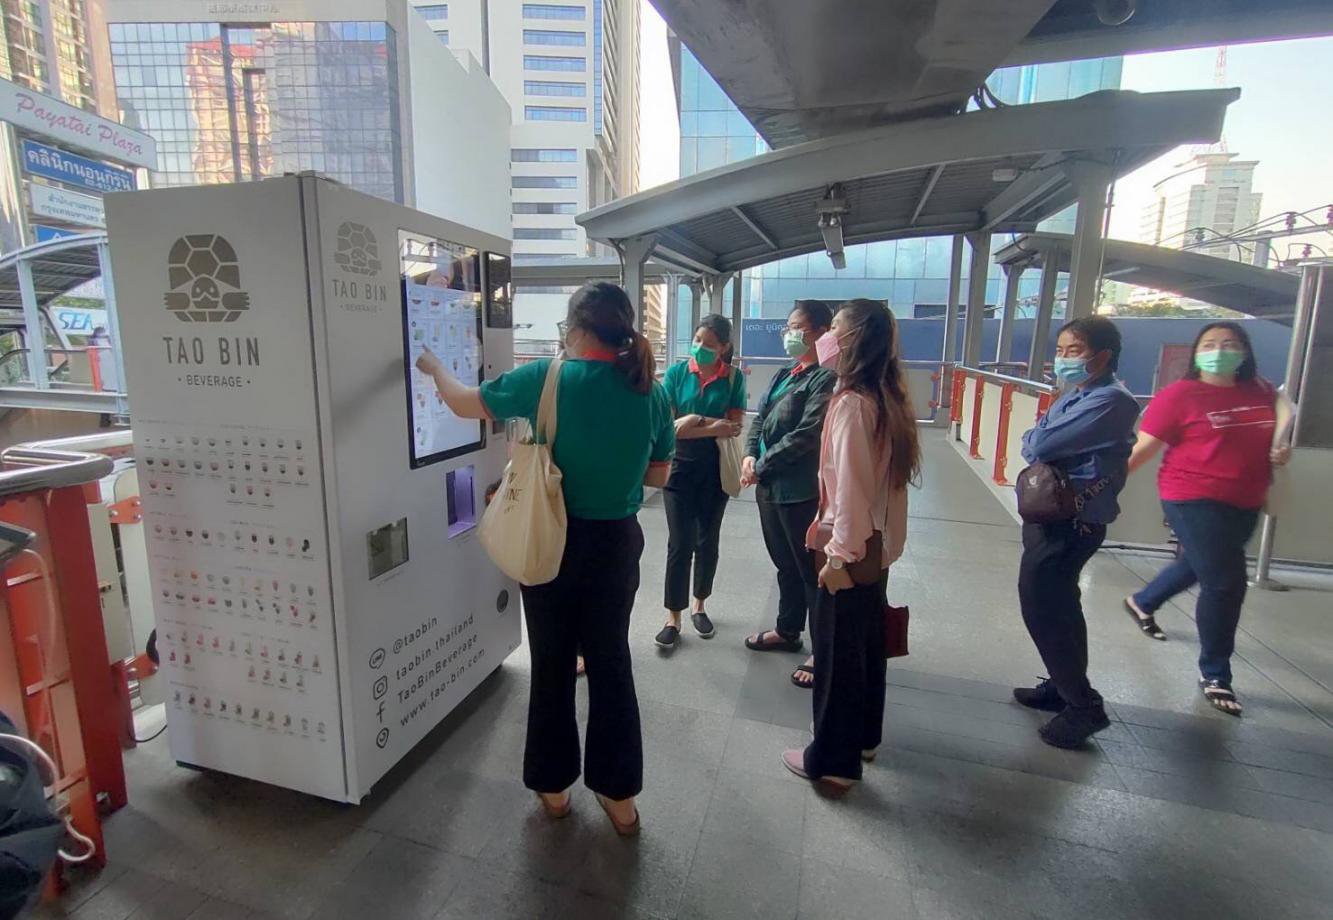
[0,441,114,498]
[949,365,1057,486]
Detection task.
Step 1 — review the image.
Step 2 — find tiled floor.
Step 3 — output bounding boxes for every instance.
[37,430,1333,920]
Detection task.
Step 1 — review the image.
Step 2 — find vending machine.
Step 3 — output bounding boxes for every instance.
[104,174,520,802]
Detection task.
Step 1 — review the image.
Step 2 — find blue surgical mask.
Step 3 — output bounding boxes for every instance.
[1053,357,1090,385]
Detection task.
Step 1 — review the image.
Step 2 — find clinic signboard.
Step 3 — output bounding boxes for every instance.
[0,77,156,169]
[22,140,135,194]
[29,183,105,227]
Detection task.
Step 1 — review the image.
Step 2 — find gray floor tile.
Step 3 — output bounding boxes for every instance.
[700,765,809,854]
[675,830,801,920]
[431,862,567,920]
[307,835,469,920]
[796,856,917,920]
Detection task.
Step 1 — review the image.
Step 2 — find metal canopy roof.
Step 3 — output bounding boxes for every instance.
[659,0,1056,147]
[512,257,686,286]
[579,89,1239,277]
[0,233,103,312]
[996,231,1300,320]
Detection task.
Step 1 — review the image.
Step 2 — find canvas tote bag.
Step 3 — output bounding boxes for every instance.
[718,366,745,497]
[479,357,567,585]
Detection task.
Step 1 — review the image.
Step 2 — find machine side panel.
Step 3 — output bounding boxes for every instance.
[309,180,519,797]
[104,179,348,801]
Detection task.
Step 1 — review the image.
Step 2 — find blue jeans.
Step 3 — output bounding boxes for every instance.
[1133,500,1259,684]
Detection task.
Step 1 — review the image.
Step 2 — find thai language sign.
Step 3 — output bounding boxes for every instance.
[0,77,156,169]
[22,140,135,194]
[29,182,106,227]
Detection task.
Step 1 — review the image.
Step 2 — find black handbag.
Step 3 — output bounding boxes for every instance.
[1016,463,1109,524]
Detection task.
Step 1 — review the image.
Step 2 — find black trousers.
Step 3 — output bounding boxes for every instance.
[804,581,886,781]
[757,491,819,638]
[521,515,644,800]
[662,441,729,612]
[1017,521,1107,710]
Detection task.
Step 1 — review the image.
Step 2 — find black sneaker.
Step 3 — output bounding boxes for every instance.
[1037,705,1110,749]
[1013,678,1065,713]
[691,611,716,639]
[654,624,680,648]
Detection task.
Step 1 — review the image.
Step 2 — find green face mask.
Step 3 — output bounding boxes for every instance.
[691,343,717,365]
[783,330,808,358]
[1194,349,1245,376]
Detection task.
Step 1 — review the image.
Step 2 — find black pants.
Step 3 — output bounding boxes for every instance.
[662,441,729,612]
[757,491,819,638]
[1018,521,1107,710]
[521,515,644,800]
[804,582,886,781]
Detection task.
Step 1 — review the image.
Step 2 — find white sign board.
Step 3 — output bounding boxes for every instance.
[0,77,157,169]
[29,183,106,227]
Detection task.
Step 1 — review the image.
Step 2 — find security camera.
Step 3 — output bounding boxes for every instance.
[1094,0,1135,26]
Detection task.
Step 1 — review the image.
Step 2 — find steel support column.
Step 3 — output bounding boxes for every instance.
[1028,260,1060,381]
[615,233,656,332]
[16,257,48,389]
[997,263,1023,365]
[730,272,744,355]
[962,231,991,368]
[688,278,703,330]
[97,240,130,416]
[940,234,965,407]
[702,272,733,316]
[665,275,681,364]
[1064,161,1112,321]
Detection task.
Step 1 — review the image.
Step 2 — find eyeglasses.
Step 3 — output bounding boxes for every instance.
[557,320,568,340]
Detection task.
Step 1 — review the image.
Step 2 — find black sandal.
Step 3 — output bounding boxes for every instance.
[1200,678,1243,716]
[745,630,803,653]
[790,663,814,689]
[1123,598,1167,641]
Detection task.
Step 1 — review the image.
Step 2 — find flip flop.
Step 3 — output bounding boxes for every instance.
[790,663,815,689]
[1200,678,1243,717]
[745,630,803,652]
[1123,597,1167,641]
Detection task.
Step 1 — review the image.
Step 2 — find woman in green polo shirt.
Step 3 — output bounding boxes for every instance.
[741,301,837,688]
[655,314,747,649]
[416,282,674,836]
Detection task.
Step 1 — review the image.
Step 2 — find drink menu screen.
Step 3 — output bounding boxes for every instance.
[400,231,485,468]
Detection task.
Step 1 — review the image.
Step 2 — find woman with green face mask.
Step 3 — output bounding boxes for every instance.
[656,314,747,648]
[741,302,836,688]
[1126,322,1292,717]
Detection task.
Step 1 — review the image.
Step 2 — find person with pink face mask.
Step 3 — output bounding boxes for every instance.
[781,300,919,795]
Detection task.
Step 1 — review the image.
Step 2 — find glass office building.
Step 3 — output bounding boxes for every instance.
[108,21,403,203]
[675,49,1122,346]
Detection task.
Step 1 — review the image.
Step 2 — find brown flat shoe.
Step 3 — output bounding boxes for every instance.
[595,794,640,836]
[536,792,571,819]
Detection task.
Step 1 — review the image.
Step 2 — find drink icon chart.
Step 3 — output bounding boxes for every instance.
[401,233,485,467]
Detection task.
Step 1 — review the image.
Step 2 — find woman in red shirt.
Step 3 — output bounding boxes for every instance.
[1125,322,1291,716]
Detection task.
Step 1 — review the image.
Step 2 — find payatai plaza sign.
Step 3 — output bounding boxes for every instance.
[0,77,156,170]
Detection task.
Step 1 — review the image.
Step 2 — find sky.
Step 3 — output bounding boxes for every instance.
[636,7,1333,262]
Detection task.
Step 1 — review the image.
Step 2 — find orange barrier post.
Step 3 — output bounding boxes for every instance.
[992,383,1016,485]
[968,379,985,459]
[0,482,126,888]
[949,369,966,425]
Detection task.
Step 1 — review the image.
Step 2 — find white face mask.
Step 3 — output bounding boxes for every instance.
[783,330,808,358]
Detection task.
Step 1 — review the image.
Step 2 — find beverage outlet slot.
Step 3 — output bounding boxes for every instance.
[106,175,520,802]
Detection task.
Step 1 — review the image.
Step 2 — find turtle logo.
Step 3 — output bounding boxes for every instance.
[334,221,381,275]
[164,235,250,323]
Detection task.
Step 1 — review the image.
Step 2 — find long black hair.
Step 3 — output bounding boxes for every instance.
[566,282,655,394]
[695,314,735,365]
[834,299,921,492]
[1184,321,1258,382]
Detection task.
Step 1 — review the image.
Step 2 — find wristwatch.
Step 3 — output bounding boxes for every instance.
[828,555,846,571]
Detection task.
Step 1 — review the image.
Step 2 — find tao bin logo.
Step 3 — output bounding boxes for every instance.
[164,235,251,323]
[334,222,382,275]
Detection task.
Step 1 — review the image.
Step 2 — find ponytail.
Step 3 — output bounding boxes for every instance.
[617,331,656,395]
[566,281,655,394]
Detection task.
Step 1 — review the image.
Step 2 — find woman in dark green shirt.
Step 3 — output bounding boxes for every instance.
[416,282,674,835]
[655,314,747,649]
[741,302,836,688]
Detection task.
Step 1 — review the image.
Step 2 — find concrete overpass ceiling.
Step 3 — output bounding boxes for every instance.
[655,0,1060,147]
[1010,0,1333,66]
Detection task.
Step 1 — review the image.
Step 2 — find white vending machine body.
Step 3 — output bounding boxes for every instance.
[106,175,520,802]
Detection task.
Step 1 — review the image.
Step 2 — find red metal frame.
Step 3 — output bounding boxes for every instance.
[968,378,985,459]
[949,369,966,425]
[992,383,1016,485]
[1,483,127,889]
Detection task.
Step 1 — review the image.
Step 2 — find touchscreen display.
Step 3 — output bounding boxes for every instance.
[401,231,485,468]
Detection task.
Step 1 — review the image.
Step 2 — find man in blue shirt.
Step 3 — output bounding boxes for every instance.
[1013,317,1140,749]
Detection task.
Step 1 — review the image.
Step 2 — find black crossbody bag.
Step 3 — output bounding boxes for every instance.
[1016,463,1110,524]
